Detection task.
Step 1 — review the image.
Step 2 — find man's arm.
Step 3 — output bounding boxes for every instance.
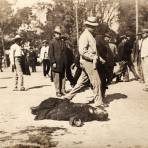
[9,46,15,66]
[79,35,96,62]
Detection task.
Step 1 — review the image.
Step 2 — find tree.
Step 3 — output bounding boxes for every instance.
[0,0,13,65]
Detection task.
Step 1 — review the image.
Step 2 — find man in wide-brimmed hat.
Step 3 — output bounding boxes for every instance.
[65,16,107,108]
[9,35,26,91]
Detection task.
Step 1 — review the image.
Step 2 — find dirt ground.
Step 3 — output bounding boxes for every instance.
[0,66,148,148]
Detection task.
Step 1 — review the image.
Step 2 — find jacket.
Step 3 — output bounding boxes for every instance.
[49,38,67,73]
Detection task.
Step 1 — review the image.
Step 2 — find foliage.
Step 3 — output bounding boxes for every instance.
[118,0,148,38]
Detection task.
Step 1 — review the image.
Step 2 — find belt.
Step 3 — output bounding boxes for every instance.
[15,56,22,58]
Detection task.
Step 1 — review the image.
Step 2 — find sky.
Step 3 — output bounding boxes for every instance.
[7,0,54,9]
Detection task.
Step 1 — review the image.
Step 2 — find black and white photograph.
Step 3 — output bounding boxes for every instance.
[0,0,148,147]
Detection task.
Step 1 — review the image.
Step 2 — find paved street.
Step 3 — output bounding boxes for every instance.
[0,66,148,148]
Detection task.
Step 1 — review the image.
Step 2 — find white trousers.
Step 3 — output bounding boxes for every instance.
[141,56,148,88]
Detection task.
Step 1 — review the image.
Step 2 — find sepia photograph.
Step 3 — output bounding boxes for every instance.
[0,0,148,147]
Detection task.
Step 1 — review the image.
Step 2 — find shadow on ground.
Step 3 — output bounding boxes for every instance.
[27,85,51,90]
[0,77,13,80]
[0,86,7,89]
[0,126,66,148]
[105,93,127,104]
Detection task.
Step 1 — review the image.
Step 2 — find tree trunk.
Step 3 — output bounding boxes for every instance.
[1,30,6,67]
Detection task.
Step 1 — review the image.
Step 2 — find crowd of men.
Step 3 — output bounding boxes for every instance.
[1,16,148,108]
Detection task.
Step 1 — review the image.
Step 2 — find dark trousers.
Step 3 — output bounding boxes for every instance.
[66,65,76,86]
[104,63,114,84]
[97,63,108,98]
[73,66,82,85]
[122,59,139,81]
[43,59,50,76]
[30,60,36,72]
[114,60,139,81]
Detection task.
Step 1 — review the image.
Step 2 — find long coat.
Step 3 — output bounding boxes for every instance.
[118,40,133,62]
[49,38,67,73]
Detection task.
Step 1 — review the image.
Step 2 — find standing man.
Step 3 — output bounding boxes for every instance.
[116,35,139,82]
[29,46,37,72]
[49,26,67,97]
[65,17,106,108]
[133,32,144,83]
[40,40,50,77]
[140,29,148,91]
[104,33,116,84]
[9,35,25,91]
[0,49,3,72]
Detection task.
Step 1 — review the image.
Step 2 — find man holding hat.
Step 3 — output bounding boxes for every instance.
[49,26,67,97]
[9,35,25,91]
[65,16,105,108]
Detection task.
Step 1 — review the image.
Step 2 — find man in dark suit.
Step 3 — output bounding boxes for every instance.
[49,26,67,97]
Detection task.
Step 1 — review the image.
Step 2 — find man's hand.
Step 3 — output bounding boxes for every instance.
[99,57,106,64]
[52,63,56,68]
[93,55,98,69]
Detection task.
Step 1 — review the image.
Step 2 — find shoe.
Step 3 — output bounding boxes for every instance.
[143,88,148,92]
[123,79,129,82]
[89,99,95,104]
[103,103,109,108]
[61,90,67,95]
[56,92,62,97]
[13,87,18,91]
[139,79,144,83]
[93,103,109,109]
[134,77,140,81]
[20,87,25,91]
[61,92,66,96]
[63,97,71,102]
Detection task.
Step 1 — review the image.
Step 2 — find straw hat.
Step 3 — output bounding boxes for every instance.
[104,33,111,38]
[54,26,62,34]
[84,16,98,27]
[14,35,21,40]
[120,35,127,40]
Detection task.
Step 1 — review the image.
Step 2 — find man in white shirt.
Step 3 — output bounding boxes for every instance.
[65,17,106,108]
[140,30,148,91]
[40,40,50,77]
[9,35,25,91]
